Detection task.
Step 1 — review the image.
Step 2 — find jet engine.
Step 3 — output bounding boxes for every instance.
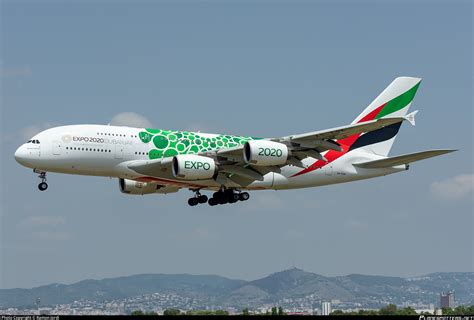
[243,140,288,166]
[119,178,158,195]
[172,154,216,180]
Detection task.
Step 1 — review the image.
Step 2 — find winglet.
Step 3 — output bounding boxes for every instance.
[405,110,418,126]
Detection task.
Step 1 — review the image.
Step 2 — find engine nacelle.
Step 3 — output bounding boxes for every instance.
[244,140,288,166]
[119,178,158,195]
[172,154,216,180]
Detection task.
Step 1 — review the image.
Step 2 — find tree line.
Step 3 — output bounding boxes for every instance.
[331,304,474,316]
[131,306,286,316]
[131,304,474,316]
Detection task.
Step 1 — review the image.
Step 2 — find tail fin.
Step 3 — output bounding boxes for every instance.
[350,77,422,156]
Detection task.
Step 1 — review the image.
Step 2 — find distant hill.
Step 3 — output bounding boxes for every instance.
[1,269,473,309]
[0,274,245,308]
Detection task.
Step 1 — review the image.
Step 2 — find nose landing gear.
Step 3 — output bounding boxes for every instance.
[35,170,48,191]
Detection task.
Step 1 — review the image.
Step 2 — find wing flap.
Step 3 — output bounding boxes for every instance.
[219,165,264,181]
[353,149,456,169]
[216,145,244,162]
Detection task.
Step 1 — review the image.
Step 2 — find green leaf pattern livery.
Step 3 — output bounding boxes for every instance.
[139,129,260,160]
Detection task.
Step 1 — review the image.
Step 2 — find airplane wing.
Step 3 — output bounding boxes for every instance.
[353,149,457,169]
[127,117,411,187]
[280,117,407,142]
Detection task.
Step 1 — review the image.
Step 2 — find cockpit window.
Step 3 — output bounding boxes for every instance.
[26,140,40,144]
[35,140,40,144]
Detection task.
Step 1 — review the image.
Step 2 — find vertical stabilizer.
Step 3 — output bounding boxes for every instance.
[350,77,421,156]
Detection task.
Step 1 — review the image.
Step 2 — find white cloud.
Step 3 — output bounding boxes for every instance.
[285,229,305,239]
[192,227,214,239]
[344,219,369,232]
[237,191,317,213]
[430,174,474,200]
[2,122,58,144]
[0,65,32,78]
[32,231,71,241]
[20,122,58,141]
[185,123,212,133]
[248,192,284,211]
[110,112,152,128]
[18,216,71,241]
[19,216,66,228]
[171,227,218,241]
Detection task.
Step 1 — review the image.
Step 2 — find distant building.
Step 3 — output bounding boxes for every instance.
[440,291,455,309]
[39,307,51,315]
[321,302,331,316]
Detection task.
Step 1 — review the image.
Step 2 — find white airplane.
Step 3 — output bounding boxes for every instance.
[15,77,455,206]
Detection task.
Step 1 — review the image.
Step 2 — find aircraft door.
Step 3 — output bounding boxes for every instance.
[115,144,124,159]
[52,141,62,155]
[324,164,333,176]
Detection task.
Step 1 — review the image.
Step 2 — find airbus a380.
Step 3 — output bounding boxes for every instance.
[15,77,455,206]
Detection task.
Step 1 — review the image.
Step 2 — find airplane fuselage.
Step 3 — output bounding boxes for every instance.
[14,124,404,192]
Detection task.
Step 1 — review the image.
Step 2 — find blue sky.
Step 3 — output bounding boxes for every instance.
[1,0,472,289]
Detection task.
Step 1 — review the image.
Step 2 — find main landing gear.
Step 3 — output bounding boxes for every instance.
[36,170,48,191]
[208,189,249,206]
[187,190,208,206]
[187,189,250,206]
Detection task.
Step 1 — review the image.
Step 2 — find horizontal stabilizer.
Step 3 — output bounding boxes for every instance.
[405,110,418,126]
[353,149,456,169]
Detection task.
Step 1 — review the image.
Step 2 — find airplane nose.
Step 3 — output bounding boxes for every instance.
[14,145,29,165]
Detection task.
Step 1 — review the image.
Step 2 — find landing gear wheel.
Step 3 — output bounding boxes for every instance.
[35,170,48,192]
[218,196,229,205]
[239,192,250,201]
[208,198,217,206]
[198,195,208,204]
[188,197,199,206]
[229,193,240,203]
[189,189,209,206]
[38,182,48,191]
